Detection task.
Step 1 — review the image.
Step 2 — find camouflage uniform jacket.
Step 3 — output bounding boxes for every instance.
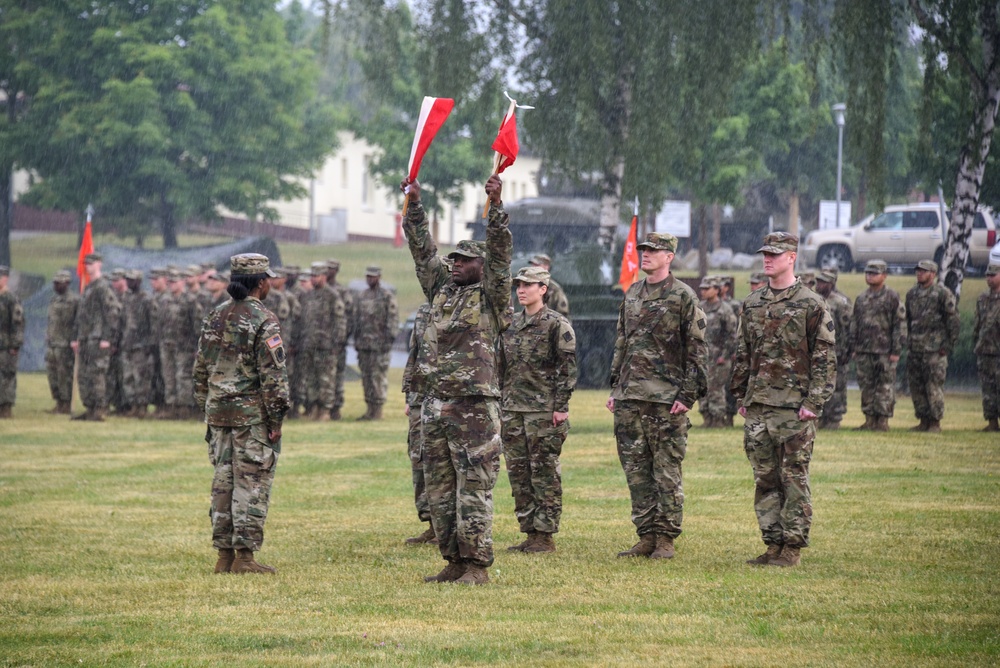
[731,280,837,414]
[0,291,24,350]
[501,307,577,413]
[150,290,171,345]
[825,290,853,363]
[353,286,398,352]
[195,288,216,316]
[263,290,292,335]
[331,283,354,347]
[403,303,433,406]
[610,274,708,407]
[546,279,571,318]
[46,291,79,348]
[850,286,906,355]
[404,200,512,399]
[974,289,1000,355]
[701,299,738,361]
[298,284,346,351]
[160,292,202,351]
[120,290,154,352]
[193,296,289,432]
[905,283,960,353]
[75,277,121,343]
[726,297,742,319]
[282,289,300,348]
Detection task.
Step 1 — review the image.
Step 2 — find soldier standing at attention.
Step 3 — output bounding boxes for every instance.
[107,269,129,415]
[698,276,738,428]
[814,269,852,430]
[974,264,1000,432]
[205,270,230,307]
[749,272,767,292]
[194,253,289,575]
[850,260,906,431]
[71,253,121,421]
[528,254,570,318]
[403,302,437,545]
[401,174,512,586]
[326,259,354,420]
[905,260,960,433]
[354,266,398,421]
[299,262,346,421]
[501,266,577,554]
[46,270,79,415]
[607,232,708,561]
[0,265,24,419]
[731,233,836,568]
[120,270,155,418]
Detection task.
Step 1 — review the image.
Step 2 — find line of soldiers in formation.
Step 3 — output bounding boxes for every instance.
[0,253,397,422]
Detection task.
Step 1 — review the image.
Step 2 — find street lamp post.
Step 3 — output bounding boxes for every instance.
[832,103,846,230]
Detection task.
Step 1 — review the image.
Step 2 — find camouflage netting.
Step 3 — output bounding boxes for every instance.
[18,237,281,372]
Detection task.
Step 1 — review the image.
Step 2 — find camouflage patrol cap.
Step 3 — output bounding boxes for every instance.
[756,232,798,254]
[799,271,816,286]
[167,269,184,282]
[284,265,300,274]
[448,239,487,260]
[204,270,222,282]
[150,267,168,278]
[749,272,766,284]
[513,265,550,286]
[230,253,277,277]
[699,276,720,289]
[297,274,310,283]
[84,252,102,263]
[365,266,382,277]
[529,253,552,266]
[915,259,938,272]
[325,259,341,271]
[53,269,72,283]
[865,259,888,274]
[200,262,216,271]
[816,269,838,284]
[637,232,678,253]
[126,269,143,281]
[311,261,328,276]
[986,263,999,276]
[110,268,126,280]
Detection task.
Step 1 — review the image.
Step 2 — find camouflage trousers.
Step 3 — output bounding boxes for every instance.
[408,403,430,522]
[121,347,154,410]
[46,346,74,403]
[742,404,814,548]
[150,346,165,407]
[357,349,390,407]
[285,351,299,407]
[906,351,948,421]
[333,346,348,412]
[700,359,733,420]
[821,362,850,423]
[301,348,338,410]
[207,424,279,552]
[108,350,124,409]
[421,396,502,567]
[613,400,689,539]
[979,354,1000,420]
[855,353,897,418]
[502,410,568,535]
[78,342,111,410]
[0,348,18,406]
[160,343,197,408]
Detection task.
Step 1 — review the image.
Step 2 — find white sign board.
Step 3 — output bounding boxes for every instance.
[818,200,852,230]
[656,201,691,238]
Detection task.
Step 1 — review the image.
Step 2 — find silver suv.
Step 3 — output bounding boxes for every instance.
[801,203,997,272]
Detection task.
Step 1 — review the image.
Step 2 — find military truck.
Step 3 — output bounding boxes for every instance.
[467,197,623,388]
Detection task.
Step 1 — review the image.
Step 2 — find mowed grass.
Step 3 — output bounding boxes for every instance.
[1,373,998,666]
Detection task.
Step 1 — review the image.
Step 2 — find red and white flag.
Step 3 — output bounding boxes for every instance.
[491,108,519,174]
[407,96,455,182]
[619,208,639,291]
[76,212,94,293]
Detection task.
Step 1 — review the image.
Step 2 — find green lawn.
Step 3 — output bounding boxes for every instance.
[2,373,998,666]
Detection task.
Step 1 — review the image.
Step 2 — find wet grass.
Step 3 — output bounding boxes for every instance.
[2,373,998,666]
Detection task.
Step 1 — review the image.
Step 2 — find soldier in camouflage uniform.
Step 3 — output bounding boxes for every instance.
[46,270,79,414]
[354,266,398,421]
[205,270,230,308]
[107,269,129,414]
[501,266,577,554]
[194,253,289,575]
[120,270,155,417]
[975,264,1000,432]
[401,174,512,586]
[731,233,836,568]
[268,269,301,418]
[749,272,767,292]
[850,260,906,431]
[528,254,570,318]
[698,276,738,428]
[403,302,437,545]
[299,262,346,420]
[71,253,122,421]
[905,260,960,432]
[607,232,708,561]
[148,268,170,418]
[814,269,852,429]
[798,271,817,290]
[160,270,204,419]
[718,275,741,426]
[0,266,24,418]
[326,260,354,420]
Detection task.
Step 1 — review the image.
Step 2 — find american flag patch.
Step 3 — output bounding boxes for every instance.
[266,334,283,349]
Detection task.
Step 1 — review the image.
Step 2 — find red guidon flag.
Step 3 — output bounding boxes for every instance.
[619,212,639,291]
[77,214,94,293]
[407,97,455,182]
[491,108,519,174]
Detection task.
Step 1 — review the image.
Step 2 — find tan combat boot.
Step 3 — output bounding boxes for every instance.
[0,405,11,419]
[746,544,782,565]
[455,564,489,585]
[356,405,373,421]
[88,408,106,422]
[232,548,276,574]
[769,545,801,567]
[649,535,675,559]
[984,418,1000,432]
[507,532,536,552]
[926,419,941,433]
[369,405,383,421]
[314,408,330,422]
[424,561,466,582]
[523,532,556,553]
[329,407,342,421]
[405,525,438,545]
[871,416,889,432]
[910,419,929,432]
[214,548,235,573]
[853,415,872,431]
[57,401,72,414]
[617,533,657,558]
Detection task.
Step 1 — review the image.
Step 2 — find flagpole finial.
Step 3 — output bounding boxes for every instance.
[85,203,94,220]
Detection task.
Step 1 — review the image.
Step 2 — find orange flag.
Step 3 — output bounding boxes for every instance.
[619,212,639,291]
[77,215,94,293]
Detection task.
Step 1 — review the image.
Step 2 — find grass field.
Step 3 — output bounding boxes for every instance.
[2,373,998,666]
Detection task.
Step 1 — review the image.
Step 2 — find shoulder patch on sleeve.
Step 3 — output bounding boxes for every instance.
[266,334,283,349]
[826,320,835,332]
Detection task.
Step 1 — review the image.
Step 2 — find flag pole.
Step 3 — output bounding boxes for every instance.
[482,98,518,219]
